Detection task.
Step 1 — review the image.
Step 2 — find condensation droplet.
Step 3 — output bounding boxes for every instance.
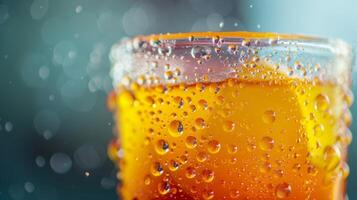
[158,181,170,195]
[230,189,240,198]
[185,166,197,179]
[259,136,274,151]
[144,175,151,185]
[202,188,214,199]
[169,120,184,137]
[340,162,350,178]
[195,118,206,129]
[151,162,164,176]
[262,110,276,123]
[275,182,292,199]
[198,99,208,110]
[207,140,221,154]
[259,162,272,173]
[197,151,208,162]
[228,144,238,154]
[223,120,235,132]
[169,160,180,171]
[191,46,211,59]
[315,94,330,111]
[324,145,341,171]
[201,169,214,183]
[185,136,197,149]
[155,139,169,155]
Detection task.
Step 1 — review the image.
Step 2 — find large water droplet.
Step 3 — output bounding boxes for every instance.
[151,162,164,176]
[195,118,206,129]
[201,169,214,183]
[191,46,211,59]
[197,151,208,162]
[169,120,184,137]
[324,145,341,171]
[185,136,197,149]
[155,139,169,155]
[202,188,214,199]
[315,94,330,111]
[207,140,221,154]
[169,160,180,171]
[185,166,197,179]
[275,182,292,199]
[223,120,235,132]
[158,181,170,195]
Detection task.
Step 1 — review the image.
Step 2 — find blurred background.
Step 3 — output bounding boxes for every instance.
[0,0,356,199]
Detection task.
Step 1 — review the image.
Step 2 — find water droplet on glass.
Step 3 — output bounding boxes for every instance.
[202,188,214,199]
[228,144,238,154]
[230,189,240,198]
[160,46,173,57]
[228,44,237,54]
[223,120,235,132]
[259,162,272,173]
[262,110,276,123]
[169,160,180,171]
[275,182,292,199]
[158,181,170,195]
[340,162,350,178]
[185,166,197,179]
[201,169,214,182]
[195,118,206,129]
[197,151,208,162]
[144,175,151,185]
[259,136,274,151]
[169,120,184,137]
[151,162,164,176]
[155,139,169,155]
[198,99,208,109]
[315,94,330,111]
[191,46,211,59]
[324,145,341,171]
[207,140,221,154]
[185,136,197,149]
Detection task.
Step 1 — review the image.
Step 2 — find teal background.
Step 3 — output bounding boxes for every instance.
[0,0,356,199]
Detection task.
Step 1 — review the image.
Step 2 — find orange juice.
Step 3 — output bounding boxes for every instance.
[108,32,352,200]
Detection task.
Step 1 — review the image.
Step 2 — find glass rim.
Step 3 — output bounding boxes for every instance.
[110,31,353,88]
[129,31,352,58]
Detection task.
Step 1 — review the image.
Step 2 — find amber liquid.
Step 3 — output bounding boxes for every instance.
[109,65,351,199]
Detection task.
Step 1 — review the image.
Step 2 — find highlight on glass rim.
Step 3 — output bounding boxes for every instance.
[1,1,357,200]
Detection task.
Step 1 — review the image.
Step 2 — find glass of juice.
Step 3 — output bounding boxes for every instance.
[108,32,353,200]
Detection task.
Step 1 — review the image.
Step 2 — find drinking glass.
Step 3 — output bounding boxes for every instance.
[108,32,353,200]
